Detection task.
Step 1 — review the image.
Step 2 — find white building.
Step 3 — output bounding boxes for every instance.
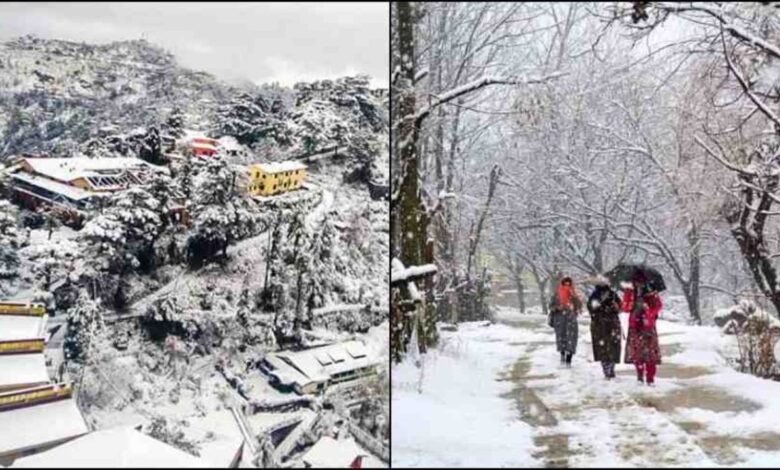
[263,341,379,395]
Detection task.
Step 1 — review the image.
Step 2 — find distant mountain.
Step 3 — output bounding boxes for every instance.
[0,35,388,179]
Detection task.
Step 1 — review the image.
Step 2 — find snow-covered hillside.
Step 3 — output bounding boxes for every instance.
[0,34,388,468]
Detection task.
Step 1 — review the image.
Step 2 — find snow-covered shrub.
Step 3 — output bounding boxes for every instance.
[734,313,780,379]
[714,299,760,333]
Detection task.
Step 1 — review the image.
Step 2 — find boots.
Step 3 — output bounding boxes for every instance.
[565,352,573,367]
[560,351,566,365]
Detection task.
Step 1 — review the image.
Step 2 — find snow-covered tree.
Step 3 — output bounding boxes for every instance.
[23,238,79,291]
[0,200,25,279]
[187,157,258,266]
[163,107,186,138]
[139,125,164,165]
[64,289,104,362]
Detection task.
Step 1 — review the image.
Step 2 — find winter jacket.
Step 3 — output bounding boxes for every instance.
[621,286,663,365]
[587,285,622,363]
[621,287,662,330]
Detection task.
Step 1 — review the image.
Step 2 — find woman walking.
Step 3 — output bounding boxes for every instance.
[586,275,622,380]
[622,271,663,386]
[549,276,582,367]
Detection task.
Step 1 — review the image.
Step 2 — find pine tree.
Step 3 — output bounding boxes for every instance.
[164,107,185,138]
[139,125,163,165]
[215,92,267,146]
[187,157,257,265]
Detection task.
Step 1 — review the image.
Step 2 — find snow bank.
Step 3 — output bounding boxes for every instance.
[391,321,539,467]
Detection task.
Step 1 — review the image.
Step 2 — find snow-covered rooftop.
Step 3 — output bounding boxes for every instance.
[0,397,88,458]
[301,436,385,468]
[9,172,95,201]
[266,340,379,389]
[0,315,48,342]
[251,161,307,174]
[245,410,314,436]
[0,353,49,391]
[22,157,164,183]
[181,129,210,140]
[191,142,217,151]
[217,136,243,151]
[10,426,206,468]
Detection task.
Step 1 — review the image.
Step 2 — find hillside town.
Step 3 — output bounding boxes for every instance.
[0,26,389,469]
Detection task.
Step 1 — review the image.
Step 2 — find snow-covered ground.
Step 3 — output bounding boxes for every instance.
[392,305,780,467]
[392,321,544,467]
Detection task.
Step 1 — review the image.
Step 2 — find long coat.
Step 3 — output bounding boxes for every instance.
[549,290,582,355]
[621,287,663,365]
[587,285,622,363]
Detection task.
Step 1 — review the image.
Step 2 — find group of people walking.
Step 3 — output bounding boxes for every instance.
[548,271,663,385]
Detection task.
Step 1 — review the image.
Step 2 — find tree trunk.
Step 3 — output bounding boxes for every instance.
[687,228,702,325]
[515,274,526,314]
[725,179,780,318]
[392,2,436,360]
[465,165,501,279]
[531,267,549,316]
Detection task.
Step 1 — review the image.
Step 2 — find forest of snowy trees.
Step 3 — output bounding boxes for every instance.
[391,2,780,362]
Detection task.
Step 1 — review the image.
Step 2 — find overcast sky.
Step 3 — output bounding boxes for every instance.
[0,2,389,88]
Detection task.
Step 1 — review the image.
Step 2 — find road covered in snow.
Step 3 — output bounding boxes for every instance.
[392,306,780,467]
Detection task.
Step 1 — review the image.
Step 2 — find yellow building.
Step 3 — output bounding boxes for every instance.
[247,161,307,196]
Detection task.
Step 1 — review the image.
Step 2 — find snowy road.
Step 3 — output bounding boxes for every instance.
[393,307,780,467]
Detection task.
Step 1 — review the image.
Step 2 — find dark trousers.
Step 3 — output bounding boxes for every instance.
[601,361,615,378]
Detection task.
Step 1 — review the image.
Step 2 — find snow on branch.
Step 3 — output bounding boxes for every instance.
[718,27,780,131]
[656,2,780,61]
[414,71,568,125]
[694,135,756,176]
[391,258,438,287]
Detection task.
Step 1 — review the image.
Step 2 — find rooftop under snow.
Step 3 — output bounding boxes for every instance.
[252,161,308,174]
[10,426,208,467]
[22,157,166,182]
[0,397,88,458]
[267,340,377,386]
[0,315,48,342]
[0,353,49,391]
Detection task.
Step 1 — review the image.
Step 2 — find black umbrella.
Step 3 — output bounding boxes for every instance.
[605,263,666,292]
